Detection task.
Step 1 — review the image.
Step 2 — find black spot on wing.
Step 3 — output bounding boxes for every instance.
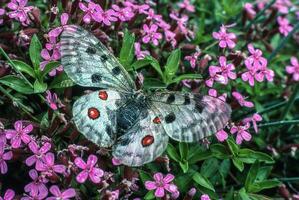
[112,66,121,75]
[91,73,102,83]
[166,94,176,104]
[101,55,108,62]
[165,112,176,123]
[86,47,97,54]
[195,103,204,113]
[184,95,191,105]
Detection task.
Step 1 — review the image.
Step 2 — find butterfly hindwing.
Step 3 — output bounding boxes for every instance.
[72,89,126,147]
[149,92,231,142]
[60,25,135,91]
[112,107,169,166]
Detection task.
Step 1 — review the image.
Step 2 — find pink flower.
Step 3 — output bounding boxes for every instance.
[40,49,63,76]
[232,92,254,108]
[134,42,150,60]
[244,3,256,19]
[178,0,195,12]
[185,51,200,68]
[46,185,76,200]
[277,16,293,37]
[170,13,193,37]
[242,59,258,86]
[24,169,48,197]
[123,2,150,14]
[142,24,162,46]
[48,13,69,37]
[112,157,122,166]
[286,57,299,81]
[46,90,58,110]
[7,0,33,26]
[74,154,104,183]
[5,120,32,148]
[0,189,15,200]
[112,5,134,22]
[182,79,200,88]
[212,25,236,49]
[273,0,292,14]
[207,56,236,86]
[230,123,252,144]
[36,152,66,176]
[247,44,267,69]
[26,141,51,168]
[45,36,60,59]
[201,194,211,200]
[145,9,162,21]
[0,9,5,25]
[98,9,117,26]
[0,142,13,174]
[21,191,47,200]
[145,173,178,198]
[255,66,274,82]
[216,129,228,142]
[79,2,102,24]
[243,113,262,133]
[208,89,227,102]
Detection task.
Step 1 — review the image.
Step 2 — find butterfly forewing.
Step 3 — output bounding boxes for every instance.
[72,90,127,147]
[113,107,169,166]
[149,92,231,142]
[60,25,135,91]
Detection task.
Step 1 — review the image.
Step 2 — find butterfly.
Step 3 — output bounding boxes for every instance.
[60,25,231,166]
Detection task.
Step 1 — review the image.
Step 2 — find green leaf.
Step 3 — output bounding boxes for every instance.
[192,172,215,192]
[232,157,244,172]
[41,61,61,77]
[164,49,181,83]
[224,187,234,200]
[12,60,35,77]
[238,188,250,200]
[188,150,212,164]
[245,161,260,191]
[200,158,219,178]
[49,72,74,89]
[239,149,274,163]
[179,142,189,160]
[227,138,239,156]
[0,75,34,94]
[131,56,164,79]
[119,30,135,69]
[256,166,273,181]
[29,34,42,71]
[142,78,166,89]
[249,180,281,193]
[166,143,180,162]
[169,73,202,84]
[219,159,231,188]
[179,160,189,173]
[144,191,155,200]
[33,80,47,93]
[138,170,152,183]
[210,144,230,159]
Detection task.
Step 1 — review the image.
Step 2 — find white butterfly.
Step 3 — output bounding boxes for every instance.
[60,25,231,166]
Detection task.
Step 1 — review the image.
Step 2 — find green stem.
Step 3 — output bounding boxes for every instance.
[202,41,218,52]
[258,120,299,129]
[281,84,299,120]
[268,22,299,62]
[245,0,276,30]
[278,177,299,182]
[0,85,39,122]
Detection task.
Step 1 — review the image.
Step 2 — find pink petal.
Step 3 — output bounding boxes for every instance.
[49,185,61,197]
[154,187,165,198]
[4,189,15,200]
[212,32,220,39]
[163,174,174,183]
[241,131,252,141]
[145,181,157,190]
[26,155,36,166]
[89,168,104,183]
[60,13,69,25]
[247,44,255,54]
[11,137,21,148]
[244,101,254,108]
[230,126,238,134]
[53,165,66,174]
[219,56,227,66]
[153,172,163,182]
[79,3,87,11]
[208,89,217,97]
[216,130,228,142]
[142,36,151,44]
[28,141,39,153]
[74,157,86,169]
[62,188,76,199]
[227,40,236,49]
[40,142,51,154]
[3,151,12,160]
[44,152,54,165]
[236,134,243,145]
[4,130,16,139]
[14,121,23,132]
[0,161,8,174]
[29,169,38,180]
[21,134,31,144]
[87,154,98,166]
[76,171,88,183]
[291,57,299,66]
[219,40,227,48]
[83,14,92,24]
[41,49,51,60]
[49,28,62,38]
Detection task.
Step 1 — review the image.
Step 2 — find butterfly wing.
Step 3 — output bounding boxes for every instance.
[72,89,126,147]
[112,107,169,166]
[149,92,231,142]
[60,25,135,91]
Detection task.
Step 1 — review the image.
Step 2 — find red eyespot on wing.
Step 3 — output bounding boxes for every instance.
[99,91,108,100]
[141,135,154,147]
[153,117,161,124]
[88,107,100,120]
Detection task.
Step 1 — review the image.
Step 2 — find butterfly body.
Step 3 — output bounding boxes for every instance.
[61,25,231,166]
